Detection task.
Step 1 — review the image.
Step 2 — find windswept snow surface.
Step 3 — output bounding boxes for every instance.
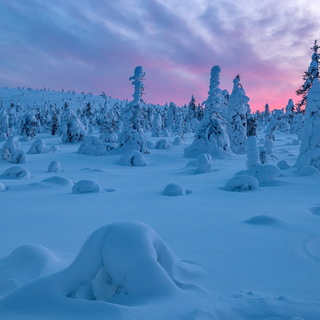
[0,126,320,318]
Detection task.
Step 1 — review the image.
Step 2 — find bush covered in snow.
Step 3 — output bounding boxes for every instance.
[47,160,62,173]
[236,164,281,183]
[78,136,107,156]
[1,136,20,161]
[224,175,259,192]
[162,183,191,196]
[155,139,171,150]
[72,180,102,194]
[277,160,290,170]
[118,150,148,166]
[0,182,7,191]
[196,153,213,173]
[172,136,184,145]
[11,149,27,164]
[0,166,31,179]
[27,139,48,154]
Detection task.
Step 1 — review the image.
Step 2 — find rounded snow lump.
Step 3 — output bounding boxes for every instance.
[42,176,73,187]
[299,165,320,176]
[196,153,213,173]
[72,180,102,194]
[162,183,191,196]
[0,182,6,191]
[0,166,31,179]
[245,215,281,226]
[118,150,148,166]
[225,175,259,191]
[48,160,61,173]
[277,160,290,170]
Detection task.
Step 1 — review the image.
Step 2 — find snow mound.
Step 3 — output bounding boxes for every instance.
[41,176,74,187]
[118,150,148,166]
[11,148,27,164]
[236,164,280,183]
[78,136,110,156]
[155,139,171,149]
[49,145,60,153]
[310,207,320,216]
[0,166,31,179]
[162,183,192,196]
[296,149,320,171]
[225,175,259,192]
[0,244,60,293]
[244,215,281,226]
[298,166,320,176]
[27,139,48,154]
[1,222,199,313]
[196,153,213,173]
[1,136,20,161]
[48,160,61,173]
[72,180,102,194]
[173,136,184,145]
[277,160,290,170]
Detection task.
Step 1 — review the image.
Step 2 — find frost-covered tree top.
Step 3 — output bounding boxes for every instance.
[285,99,295,115]
[296,40,320,109]
[202,65,224,114]
[129,66,145,105]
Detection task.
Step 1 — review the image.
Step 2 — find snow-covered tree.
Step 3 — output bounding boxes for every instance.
[296,78,320,170]
[226,75,248,154]
[296,40,320,111]
[19,112,37,139]
[61,111,86,143]
[118,66,149,153]
[184,66,232,158]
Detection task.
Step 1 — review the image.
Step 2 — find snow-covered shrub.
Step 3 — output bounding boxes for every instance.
[48,160,62,173]
[0,166,31,179]
[236,164,281,183]
[224,175,259,191]
[173,136,184,145]
[27,139,48,154]
[11,148,27,164]
[0,182,7,191]
[162,183,191,196]
[78,136,107,156]
[277,160,290,170]
[72,180,102,194]
[49,145,60,153]
[147,141,155,149]
[196,153,213,173]
[1,136,20,160]
[155,139,171,150]
[118,150,148,166]
[298,166,320,176]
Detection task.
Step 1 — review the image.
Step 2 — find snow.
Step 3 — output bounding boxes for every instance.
[0,89,320,318]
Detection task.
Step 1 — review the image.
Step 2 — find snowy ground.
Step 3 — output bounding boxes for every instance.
[0,130,320,319]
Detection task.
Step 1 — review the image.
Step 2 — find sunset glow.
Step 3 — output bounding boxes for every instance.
[1,0,320,111]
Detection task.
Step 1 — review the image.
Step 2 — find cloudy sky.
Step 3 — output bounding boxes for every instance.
[1,0,319,110]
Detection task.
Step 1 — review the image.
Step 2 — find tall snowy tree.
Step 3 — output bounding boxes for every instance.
[295,78,320,170]
[296,40,320,111]
[184,66,232,158]
[226,75,248,154]
[118,66,149,153]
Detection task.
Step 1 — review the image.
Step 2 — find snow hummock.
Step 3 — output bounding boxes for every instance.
[196,153,213,173]
[162,183,191,196]
[72,180,102,194]
[48,160,62,173]
[0,166,31,179]
[236,164,281,183]
[225,175,259,192]
[118,150,148,166]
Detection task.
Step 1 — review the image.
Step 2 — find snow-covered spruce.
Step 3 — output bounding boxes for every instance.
[296,79,320,171]
[118,150,148,166]
[1,136,20,161]
[61,111,86,144]
[226,75,248,154]
[118,66,150,154]
[0,166,31,179]
[162,183,191,196]
[72,180,102,194]
[27,139,48,154]
[246,116,259,168]
[48,160,62,173]
[196,153,213,173]
[0,222,198,308]
[224,175,259,192]
[184,66,232,159]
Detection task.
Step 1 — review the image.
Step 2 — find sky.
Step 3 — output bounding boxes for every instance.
[0,0,320,111]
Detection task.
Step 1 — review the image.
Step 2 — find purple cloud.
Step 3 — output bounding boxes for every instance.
[0,0,319,110]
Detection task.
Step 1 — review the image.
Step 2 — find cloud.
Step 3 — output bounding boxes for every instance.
[0,0,319,109]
